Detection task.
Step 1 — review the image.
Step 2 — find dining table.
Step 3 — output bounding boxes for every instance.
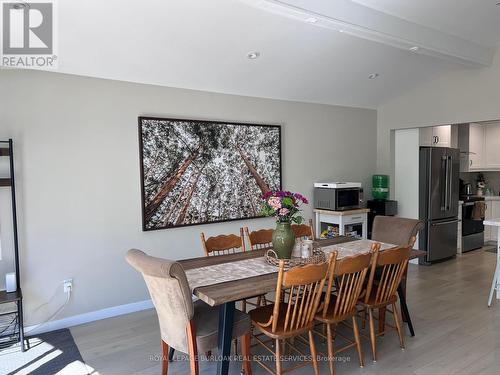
[179,236,425,375]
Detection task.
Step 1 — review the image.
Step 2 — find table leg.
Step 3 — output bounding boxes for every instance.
[397,285,415,337]
[378,307,386,335]
[488,261,499,306]
[18,299,25,352]
[217,301,235,375]
[497,228,500,300]
[339,216,345,236]
[315,213,321,239]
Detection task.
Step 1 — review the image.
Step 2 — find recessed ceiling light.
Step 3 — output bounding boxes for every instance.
[409,46,420,52]
[305,17,318,23]
[247,51,260,60]
[368,73,379,79]
[339,29,345,33]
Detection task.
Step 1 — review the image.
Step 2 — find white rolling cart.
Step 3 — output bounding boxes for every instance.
[314,208,370,239]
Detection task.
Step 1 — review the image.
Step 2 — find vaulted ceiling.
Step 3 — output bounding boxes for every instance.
[51,0,499,108]
[352,0,500,47]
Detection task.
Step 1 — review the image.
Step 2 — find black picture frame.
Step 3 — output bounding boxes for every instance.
[138,116,282,231]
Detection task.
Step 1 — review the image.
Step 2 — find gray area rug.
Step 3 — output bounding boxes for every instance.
[0,328,90,375]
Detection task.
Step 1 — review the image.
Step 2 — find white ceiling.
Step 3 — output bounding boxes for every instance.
[49,0,499,109]
[352,0,500,47]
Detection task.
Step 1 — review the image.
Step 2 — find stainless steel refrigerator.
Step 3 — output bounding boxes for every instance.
[419,147,460,264]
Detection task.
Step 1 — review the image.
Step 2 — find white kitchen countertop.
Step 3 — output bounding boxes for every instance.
[484,218,500,227]
[484,196,500,201]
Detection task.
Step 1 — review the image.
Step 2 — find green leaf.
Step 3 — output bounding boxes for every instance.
[294,216,304,224]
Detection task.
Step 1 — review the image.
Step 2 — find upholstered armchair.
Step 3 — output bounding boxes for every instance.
[126,249,252,375]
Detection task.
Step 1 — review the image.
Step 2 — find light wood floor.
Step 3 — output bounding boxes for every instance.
[71,249,500,375]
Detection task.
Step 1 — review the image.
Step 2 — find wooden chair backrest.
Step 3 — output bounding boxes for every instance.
[244,227,274,250]
[291,219,315,240]
[364,242,412,305]
[408,235,417,248]
[271,260,329,333]
[200,228,246,257]
[322,243,379,320]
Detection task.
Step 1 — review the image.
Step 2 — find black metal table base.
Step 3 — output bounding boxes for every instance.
[397,285,415,337]
[217,301,235,375]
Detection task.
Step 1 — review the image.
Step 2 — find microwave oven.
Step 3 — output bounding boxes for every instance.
[313,182,363,211]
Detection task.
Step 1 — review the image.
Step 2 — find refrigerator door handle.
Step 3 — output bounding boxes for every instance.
[441,156,450,211]
[446,156,452,211]
[431,219,460,226]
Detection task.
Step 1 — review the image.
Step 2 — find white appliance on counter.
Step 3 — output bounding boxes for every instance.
[313,182,362,188]
[313,182,364,211]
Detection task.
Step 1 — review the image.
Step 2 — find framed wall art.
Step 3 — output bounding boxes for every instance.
[138,116,282,230]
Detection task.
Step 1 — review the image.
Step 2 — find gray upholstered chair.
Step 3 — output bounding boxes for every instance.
[371,216,423,247]
[126,249,252,375]
[370,215,424,337]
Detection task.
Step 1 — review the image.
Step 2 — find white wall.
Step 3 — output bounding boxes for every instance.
[394,129,419,220]
[377,51,500,175]
[0,70,377,326]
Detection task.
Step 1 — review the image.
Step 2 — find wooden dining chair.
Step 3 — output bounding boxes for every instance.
[200,228,246,256]
[244,227,274,251]
[243,227,274,308]
[291,219,315,240]
[314,246,378,375]
[248,260,330,375]
[125,249,252,375]
[358,243,412,362]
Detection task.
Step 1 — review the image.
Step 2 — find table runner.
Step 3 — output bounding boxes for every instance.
[185,257,278,292]
[184,239,398,291]
[321,239,396,259]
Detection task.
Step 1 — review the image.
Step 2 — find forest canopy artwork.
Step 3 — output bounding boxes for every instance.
[139,117,282,230]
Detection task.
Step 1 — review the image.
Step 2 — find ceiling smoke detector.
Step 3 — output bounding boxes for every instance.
[305,17,318,23]
[247,51,260,60]
[368,73,379,79]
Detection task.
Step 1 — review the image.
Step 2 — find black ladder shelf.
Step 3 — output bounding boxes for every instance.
[0,139,24,351]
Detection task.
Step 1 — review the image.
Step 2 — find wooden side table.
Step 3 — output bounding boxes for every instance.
[314,208,370,239]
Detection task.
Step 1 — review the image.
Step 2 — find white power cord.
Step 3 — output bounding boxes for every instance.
[24,283,72,335]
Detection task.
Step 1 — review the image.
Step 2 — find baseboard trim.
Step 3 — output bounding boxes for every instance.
[25,299,154,335]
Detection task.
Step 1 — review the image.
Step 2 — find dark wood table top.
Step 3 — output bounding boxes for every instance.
[179,237,426,306]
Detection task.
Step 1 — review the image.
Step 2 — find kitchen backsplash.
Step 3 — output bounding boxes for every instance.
[460,171,500,196]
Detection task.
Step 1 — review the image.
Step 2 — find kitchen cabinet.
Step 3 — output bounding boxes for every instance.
[458,121,500,171]
[485,198,500,243]
[483,122,500,169]
[420,125,452,147]
[459,123,484,172]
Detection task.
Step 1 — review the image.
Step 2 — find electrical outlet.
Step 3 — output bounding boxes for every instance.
[63,279,73,293]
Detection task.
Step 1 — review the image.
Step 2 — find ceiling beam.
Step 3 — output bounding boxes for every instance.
[240,0,495,67]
